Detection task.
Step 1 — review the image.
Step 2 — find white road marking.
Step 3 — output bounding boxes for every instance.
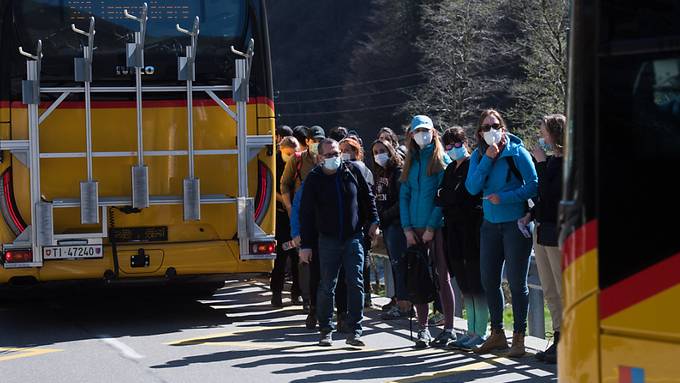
[98,335,144,360]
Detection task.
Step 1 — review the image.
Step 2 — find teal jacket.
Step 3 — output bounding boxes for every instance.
[400,143,451,230]
[465,133,538,223]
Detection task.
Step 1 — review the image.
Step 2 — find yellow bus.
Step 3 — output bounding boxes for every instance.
[561,0,680,381]
[0,0,277,294]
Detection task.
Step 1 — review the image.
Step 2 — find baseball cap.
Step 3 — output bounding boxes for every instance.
[409,115,434,132]
[307,125,326,140]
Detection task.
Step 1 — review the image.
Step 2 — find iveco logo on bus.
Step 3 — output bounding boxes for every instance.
[115,66,156,76]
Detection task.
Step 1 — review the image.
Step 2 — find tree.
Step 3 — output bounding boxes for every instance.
[506,0,570,141]
[403,0,514,134]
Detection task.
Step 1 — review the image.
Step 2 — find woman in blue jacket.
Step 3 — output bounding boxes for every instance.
[465,109,538,358]
[400,115,455,349]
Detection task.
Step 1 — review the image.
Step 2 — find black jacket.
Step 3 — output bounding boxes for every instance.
[299,162,379,249]
[532,156,562,225]
[372,165,402,229]
[436,158,482,222]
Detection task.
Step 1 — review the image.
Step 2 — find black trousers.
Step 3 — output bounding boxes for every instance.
[271,211,300,295]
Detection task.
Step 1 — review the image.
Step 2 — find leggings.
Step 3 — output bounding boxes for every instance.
[413,228,455,330]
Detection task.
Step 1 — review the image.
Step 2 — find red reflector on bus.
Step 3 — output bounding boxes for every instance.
[3,249,33,263]
[251,242,276,254]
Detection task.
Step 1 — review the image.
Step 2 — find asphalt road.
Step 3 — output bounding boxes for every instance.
[0,278,556,383]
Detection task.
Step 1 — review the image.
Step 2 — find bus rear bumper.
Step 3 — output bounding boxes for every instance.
[0,240,273,285]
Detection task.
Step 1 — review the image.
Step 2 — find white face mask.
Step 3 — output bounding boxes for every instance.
[483,129,503,146]
[323,156,342,171]
[413,131,433,148]
[374,153,389,168]
[341,153,352,162]
[309,142,319,155]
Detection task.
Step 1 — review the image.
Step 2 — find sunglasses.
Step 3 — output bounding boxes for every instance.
[480,123,501,132]
[445,142,464,150]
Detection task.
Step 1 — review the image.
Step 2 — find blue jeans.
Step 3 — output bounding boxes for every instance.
[480,219,533,333]
[383,223,408,301]
[317,233,365,336]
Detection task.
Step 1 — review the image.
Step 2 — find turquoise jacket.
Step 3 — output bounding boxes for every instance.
[400,143,451,229]
[465,133,538,223]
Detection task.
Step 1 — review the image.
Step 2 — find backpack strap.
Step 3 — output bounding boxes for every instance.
[293,152,303,182]
[505,156,523,183]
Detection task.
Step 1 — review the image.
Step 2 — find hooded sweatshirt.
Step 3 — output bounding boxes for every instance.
[465,133,538,223]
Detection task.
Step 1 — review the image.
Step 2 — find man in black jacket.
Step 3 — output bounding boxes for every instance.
[299,138,379,347]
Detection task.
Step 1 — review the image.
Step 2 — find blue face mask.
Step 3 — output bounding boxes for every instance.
[447,146,468,161]
[323,156,342,171]
[538,138,553,152]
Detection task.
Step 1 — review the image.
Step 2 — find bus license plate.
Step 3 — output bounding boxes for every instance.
[43,245,103,260]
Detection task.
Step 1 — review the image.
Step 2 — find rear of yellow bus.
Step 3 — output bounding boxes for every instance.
[560,1,680,381]
[0,0,276,292]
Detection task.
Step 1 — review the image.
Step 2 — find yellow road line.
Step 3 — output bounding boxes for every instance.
[166,324,299,346]
[0,347,63,362]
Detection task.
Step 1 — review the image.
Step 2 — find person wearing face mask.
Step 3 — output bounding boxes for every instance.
[270,136,301,307]
[281,126,325,218]
[465,109,538,358]
[435,127,487,350]
[519,114,565,364]
[299,139,380,347]
[400,115,456,349]
[370,139,410,320]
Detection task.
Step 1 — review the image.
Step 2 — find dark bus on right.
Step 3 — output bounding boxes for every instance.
[561,0,680,381]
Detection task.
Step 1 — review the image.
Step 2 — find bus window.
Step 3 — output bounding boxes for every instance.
[11,0,247,85]
[599,52,680,289]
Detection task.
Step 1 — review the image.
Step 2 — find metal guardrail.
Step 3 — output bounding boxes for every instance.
[372,251,547,339]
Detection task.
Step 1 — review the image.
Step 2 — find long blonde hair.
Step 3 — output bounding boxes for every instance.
[400,128,447,182]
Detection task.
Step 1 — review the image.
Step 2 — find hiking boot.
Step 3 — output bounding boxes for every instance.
[364,295,373,309]
[541,331,559,363]
[305,307,317,330]
[271,292,283,308]
[428,311,445,327]
[446,334,471,350]
[473,328,508,354]
[318,331,332,347]
[381,306,405,320]
[460,334,485,351]
[430,330,456,348]
[506,332,526,358]
[381,298,397,311]
[414,328,432,349]
[346,335,365,347]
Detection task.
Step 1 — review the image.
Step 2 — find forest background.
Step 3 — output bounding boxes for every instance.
[267,0,569,145]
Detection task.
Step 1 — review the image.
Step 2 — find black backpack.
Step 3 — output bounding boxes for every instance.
[405,243,436,305]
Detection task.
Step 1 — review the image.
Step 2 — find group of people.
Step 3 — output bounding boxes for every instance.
[271,109,565,363]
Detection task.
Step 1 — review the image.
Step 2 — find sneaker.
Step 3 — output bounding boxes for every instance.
[302,300,310,314]
[428,311,445,327]
[446,334,471,350]
[430,330,456,348]
[381,298,397,311]
[271,292,283,308]
[346,335,365,347]
[506,332,526,358]
[318,331,332,347]
[540,331,559,364]
[414,328,432,349]
[364,295,373,309]
[473,328,508,354]
[460,334,485,351]
[380,306,403,320]
[290,294,302,305]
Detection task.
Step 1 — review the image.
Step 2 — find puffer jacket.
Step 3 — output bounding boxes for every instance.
[400,143,451,229]
[465,133,538,223]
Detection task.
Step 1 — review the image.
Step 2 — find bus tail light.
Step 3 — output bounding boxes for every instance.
[3,249,33,264]
[251,242,276,255]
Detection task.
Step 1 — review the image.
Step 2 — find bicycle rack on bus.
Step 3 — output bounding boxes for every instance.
[0,4,275,268]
